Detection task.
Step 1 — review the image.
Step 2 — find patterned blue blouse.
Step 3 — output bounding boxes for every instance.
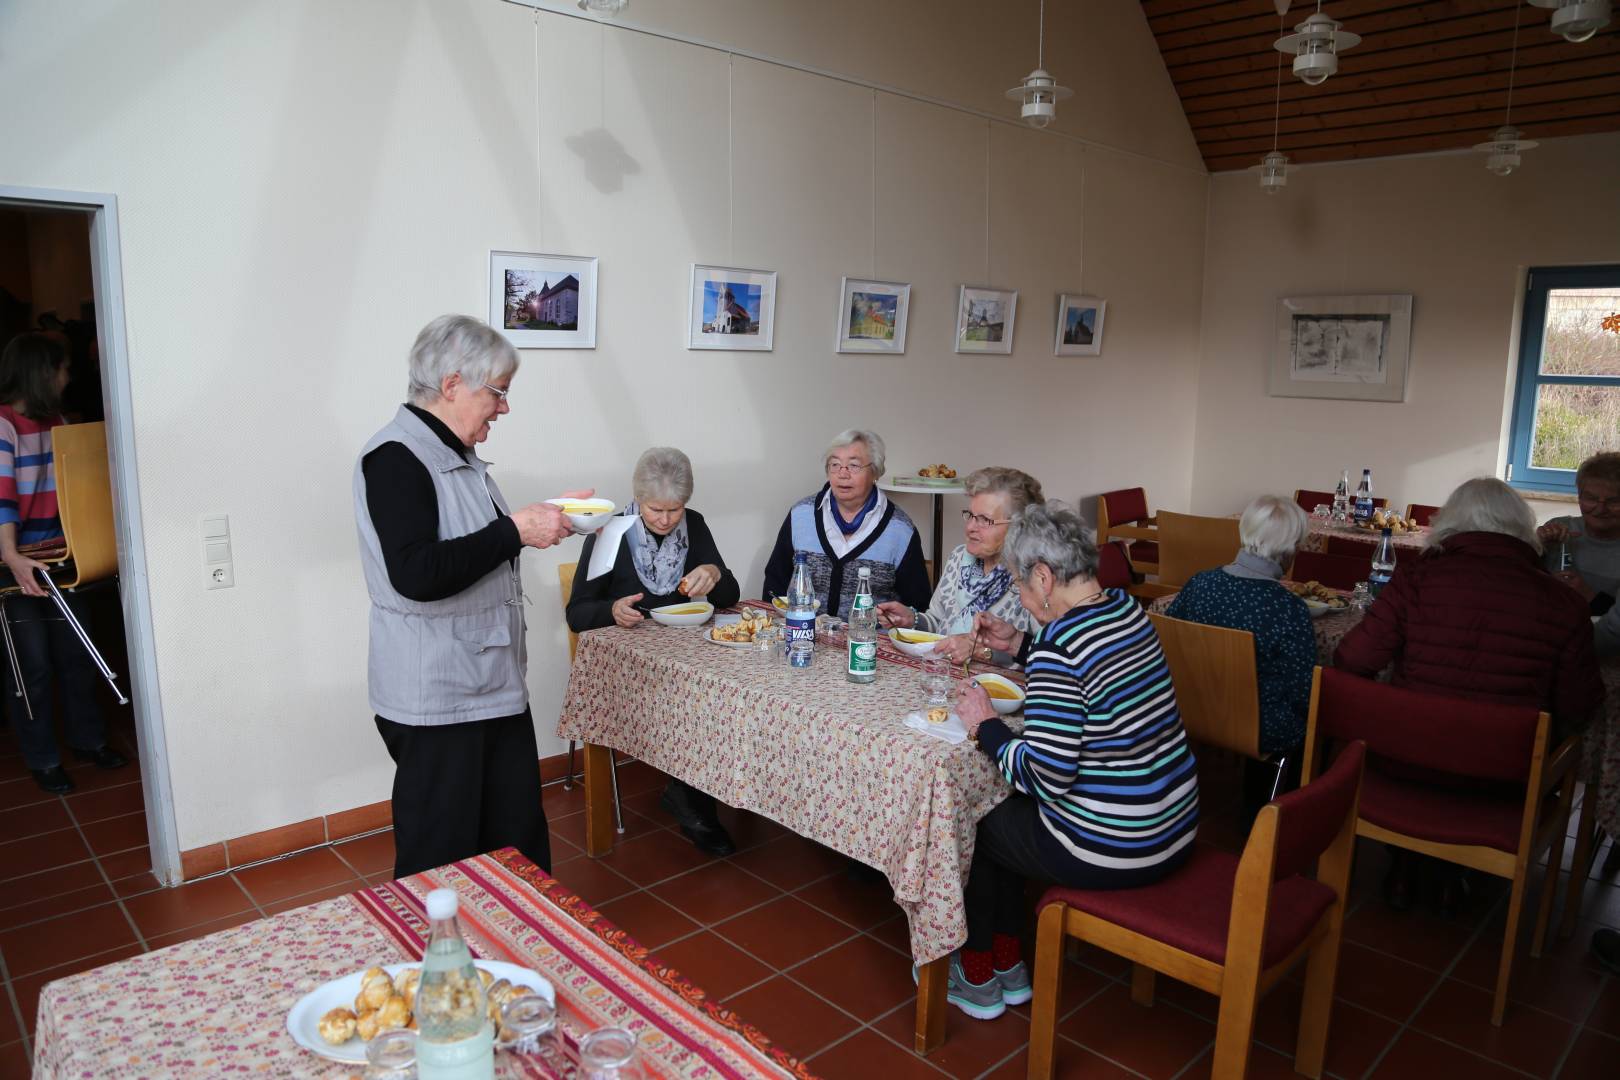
[1165,569,1316,753]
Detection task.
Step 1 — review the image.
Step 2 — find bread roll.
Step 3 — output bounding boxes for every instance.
[318,1007,358,1045]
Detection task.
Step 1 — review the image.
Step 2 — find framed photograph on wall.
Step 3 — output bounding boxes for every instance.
[1055,294,1107,356]
[489,251,598,349]
[1269,293,1414,402]
[835,277,911,354]
[687,264,777,351]
[954,285,1017,355]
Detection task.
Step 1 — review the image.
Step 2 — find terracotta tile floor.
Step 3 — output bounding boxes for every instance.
[5,749,1620,1080]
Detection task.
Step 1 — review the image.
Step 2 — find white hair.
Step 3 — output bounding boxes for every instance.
[1239,495,1309,566]
[632,446,694,505]
[406,314,519,404]
[1427,478,1540,552]
[1003,500,1100,585]
[824,429,887,478]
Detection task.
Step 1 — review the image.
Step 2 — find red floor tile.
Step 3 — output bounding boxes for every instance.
[711,806,789,852]
[1005,959,1113,1025]
[1587,976,1620,1039]
[807,1028,947,1079]
[97,846,153,883]
[717,895,858,970]
[608,761,666,796]
[982,1036,1140,1080]
[145,908,262,951]
[64,782,145,825]
[0,900,140,977]
[0,798,70,841]
[550,805,667,850]
[787,934,918,1022]
[0,879,116,934]
[793,870,906,932]
[0,827,92,882]
[1368,1029,1528,1079]
[650,931,773,1002]
[541,780,587,819]
[78,810,150,856]
[57,763,139,794]
[1183,1040,1322,1080]
[649,860,781,926]
[0,775,52,812]
[110,870,163,899]
[1057,983,1214,1079]
[872,999,1034,1079]
[724,976,861,1060]
[1341,896,1485,972]
[1408,977,1573,1076]
[1447,922,1607,1021]
[595,828,717,887]
[728,834,847,891]
[232,848,361,907]
[1327,941,1443,1022]
[10,943,144,1035]
[594,892,701,951]
[261,879,367,917]
[546,857,638,908]
[0,990,17,1045]
[0,1040,30,1080]
[120,875,256,939]
[1557,1028,1620,1080]
[1249,981,1401,1080]
[865,914,915,957]
[331,830,394,877]
[0,860,105,912]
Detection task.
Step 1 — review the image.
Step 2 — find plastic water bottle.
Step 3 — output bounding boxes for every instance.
[786,553,816,671]
[1332,469,1350,522]
[1369,527,1396,598]
[847,568,877,684]
[1354,469,1374,523]
[415,889,494,1080]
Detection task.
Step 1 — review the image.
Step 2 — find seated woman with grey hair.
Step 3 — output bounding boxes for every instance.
[761,428,931,618]
[567,446,741,855]
[1166,494,1316,761]
[875,466,1044,666]
[944,502,1198,1022]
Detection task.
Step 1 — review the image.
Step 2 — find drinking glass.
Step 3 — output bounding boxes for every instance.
[581,1026,644,1079]
[363,1029,417,1080]
[1348,582,1372,611]
[501,993,557,1055]
[1312,503,1331,519]
[919,656,956,708]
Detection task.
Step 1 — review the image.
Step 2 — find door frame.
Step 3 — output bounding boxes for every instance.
[0,184,180,885]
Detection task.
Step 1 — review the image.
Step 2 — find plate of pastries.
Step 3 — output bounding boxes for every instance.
[1284,579,1352,616]
[1354,508,1423,533]
[286,960,553,1064]
[708,608,773,647]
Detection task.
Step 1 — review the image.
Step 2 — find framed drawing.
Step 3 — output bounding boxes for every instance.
[688,264,777,351]
[954,285,1017,355]
[1270,294,1414,402]
[835,277,911,354]
[490,251,598,349]
[1055,294,1106,356]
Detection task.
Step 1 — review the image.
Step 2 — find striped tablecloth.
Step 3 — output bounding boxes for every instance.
[32,849,814,1079]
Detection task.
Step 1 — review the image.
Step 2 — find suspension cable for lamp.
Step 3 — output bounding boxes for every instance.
[1503,1,1523,127]
[1038,0,1045,70]
[1271,12,1283,153]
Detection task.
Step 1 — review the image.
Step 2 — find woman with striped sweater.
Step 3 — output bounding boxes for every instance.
[946,501,1199,1021]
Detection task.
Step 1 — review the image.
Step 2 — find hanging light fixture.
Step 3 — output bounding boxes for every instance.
[1473,4,1538,175]
[576,0,627,16]
[1256,9,1289,194]
[1274,2,1361,86]
[1527,0,1612,43]
[1005,0,1072,129]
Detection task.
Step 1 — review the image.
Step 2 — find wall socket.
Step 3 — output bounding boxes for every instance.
[203,514,234,590]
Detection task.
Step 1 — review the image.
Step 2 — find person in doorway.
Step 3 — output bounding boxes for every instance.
[356,313,590,878]
[0,332,126,793]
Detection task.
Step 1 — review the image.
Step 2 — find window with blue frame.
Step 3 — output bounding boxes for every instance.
[1505,265,1620,494]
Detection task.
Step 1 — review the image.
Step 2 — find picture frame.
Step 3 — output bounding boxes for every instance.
[1055,294,1107,356]
[489,250,598,349]
[953,285,1018,355]
[687,264,777,351]
[835,277,911,354]
[1269,294,1414,402]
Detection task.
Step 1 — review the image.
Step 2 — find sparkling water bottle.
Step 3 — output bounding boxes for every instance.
[847,568,877,684]
[1369,527,1396,598]
[1332,469,1350,522]
[1354,469,1374,523]
[786,553,816,671]
[415,889,494,1080]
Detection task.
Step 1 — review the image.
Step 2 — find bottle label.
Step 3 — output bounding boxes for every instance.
[852,592,873,612]
[1368,571,1392,597]
[786,615,815,666]
[848,640,876,676]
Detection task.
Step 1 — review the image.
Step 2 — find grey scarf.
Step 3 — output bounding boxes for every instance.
[1222,550,1285,581]
[627,502,689,595]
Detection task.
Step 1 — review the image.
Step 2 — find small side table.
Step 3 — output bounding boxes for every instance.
[880,477,966,581]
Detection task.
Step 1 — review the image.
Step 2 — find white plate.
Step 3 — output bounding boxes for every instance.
[889,628,943,657]
[972,673,1026,715]
[545,497,616,533]
[648,601,714,627]
[705,613,767,649]
[286,960,553,1065]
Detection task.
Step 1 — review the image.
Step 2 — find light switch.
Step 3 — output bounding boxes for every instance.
[203,514,234,590]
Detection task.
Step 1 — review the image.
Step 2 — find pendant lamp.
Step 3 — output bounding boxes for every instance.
[1527,0,1611,43]
[1274,3,1361,86]
[1256,10,1289,194]
[1473,4,1538,175]
[1005,0,1072,129]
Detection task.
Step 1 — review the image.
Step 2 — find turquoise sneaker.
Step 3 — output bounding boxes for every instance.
[994,961,1032,1005]
[912,955,1005,1020]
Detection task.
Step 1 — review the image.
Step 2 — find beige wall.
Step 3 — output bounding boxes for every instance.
[1191,133,1620,521]
[0,0,1207,851]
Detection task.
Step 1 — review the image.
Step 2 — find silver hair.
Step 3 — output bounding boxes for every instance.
[963,467,1045,516]
[632,446,695,505]
[1239,495,1309,566]
[824,429,887,479]
[406,314,519,405]
[1427,478,1540,553]
[1003,500,1100,585]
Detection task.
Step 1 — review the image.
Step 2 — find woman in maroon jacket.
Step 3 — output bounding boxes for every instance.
[1334,477,1603,911]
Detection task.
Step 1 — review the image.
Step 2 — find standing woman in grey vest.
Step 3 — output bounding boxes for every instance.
[354,314,591,878]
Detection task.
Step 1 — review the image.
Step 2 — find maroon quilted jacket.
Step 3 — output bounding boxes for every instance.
[1333,531,1603,733]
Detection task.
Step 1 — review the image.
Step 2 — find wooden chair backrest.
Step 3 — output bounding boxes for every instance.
[558,561,579,663]
[1148,612,1261,759]
[1155,510,1241,588]
[53,422,117,587]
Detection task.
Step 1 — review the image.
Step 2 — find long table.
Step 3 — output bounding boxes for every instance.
[1303,517,1430,554]
[556,606,1019,1055]
[32,849,814,1079]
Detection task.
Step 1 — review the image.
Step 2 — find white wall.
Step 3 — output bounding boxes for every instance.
[0,0,1208,851]
[1191,133,1620,520]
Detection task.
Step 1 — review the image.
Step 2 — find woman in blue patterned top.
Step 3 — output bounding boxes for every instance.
[1165,494,1315,761]
[943,502,1199,1022]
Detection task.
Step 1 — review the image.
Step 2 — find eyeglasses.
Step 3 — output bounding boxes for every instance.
[826,461,872,477]
[1578,490,1620,512]
[961,510,1011,529]
[483,383,509,401]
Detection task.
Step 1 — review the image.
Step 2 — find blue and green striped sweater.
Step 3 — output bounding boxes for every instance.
[976,590,1199,870]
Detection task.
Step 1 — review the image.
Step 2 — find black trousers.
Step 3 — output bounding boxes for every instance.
[964,795,1188,951]
[5,593,106,770]
[375,708,550,879]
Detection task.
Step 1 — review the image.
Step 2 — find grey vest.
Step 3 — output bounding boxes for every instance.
[353,406,527,726]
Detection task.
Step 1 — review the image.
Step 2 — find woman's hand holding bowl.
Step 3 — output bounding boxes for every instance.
[515,488,595,548]
[876,601,914,630]
[611,592,646,628]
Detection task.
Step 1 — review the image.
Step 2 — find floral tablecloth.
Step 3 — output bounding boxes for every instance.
[1148,592,1363,666]
[1581,660,1620,838]
[33,849,814,1080]
[1303,517,1429,554]
[556,612,1016,966]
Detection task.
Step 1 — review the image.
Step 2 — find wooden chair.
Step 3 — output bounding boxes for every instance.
[1293,489,1387,514]
[1096,539,1138,592]
[1148,613,1289,800]
[557,561,623,833]
[1406,503,1440,527]
[1301,667,1577,1025]
[1097,488,1159,576]
[1154,510,1242,591]
[1028,741,1365,1080]
[1288,550,1366,592]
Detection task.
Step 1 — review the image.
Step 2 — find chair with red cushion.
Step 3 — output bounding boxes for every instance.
[1095,538,1137,592]
[1097,488,1159,576]
[1288,550,1365,592]
[1406,503,1440,527]
[1295,489,1388,514]
[1301,667,1577,1025]
[1322,535,1377,559]
[1027,742,1365,1080]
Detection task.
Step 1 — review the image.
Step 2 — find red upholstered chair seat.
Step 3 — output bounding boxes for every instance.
[1128,539,1159,565]
[1097,540,1136,591]
[1040,848,1336,970]
[1357,769,1539,853]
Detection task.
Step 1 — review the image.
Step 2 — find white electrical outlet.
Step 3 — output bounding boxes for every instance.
[203,514,234,589]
